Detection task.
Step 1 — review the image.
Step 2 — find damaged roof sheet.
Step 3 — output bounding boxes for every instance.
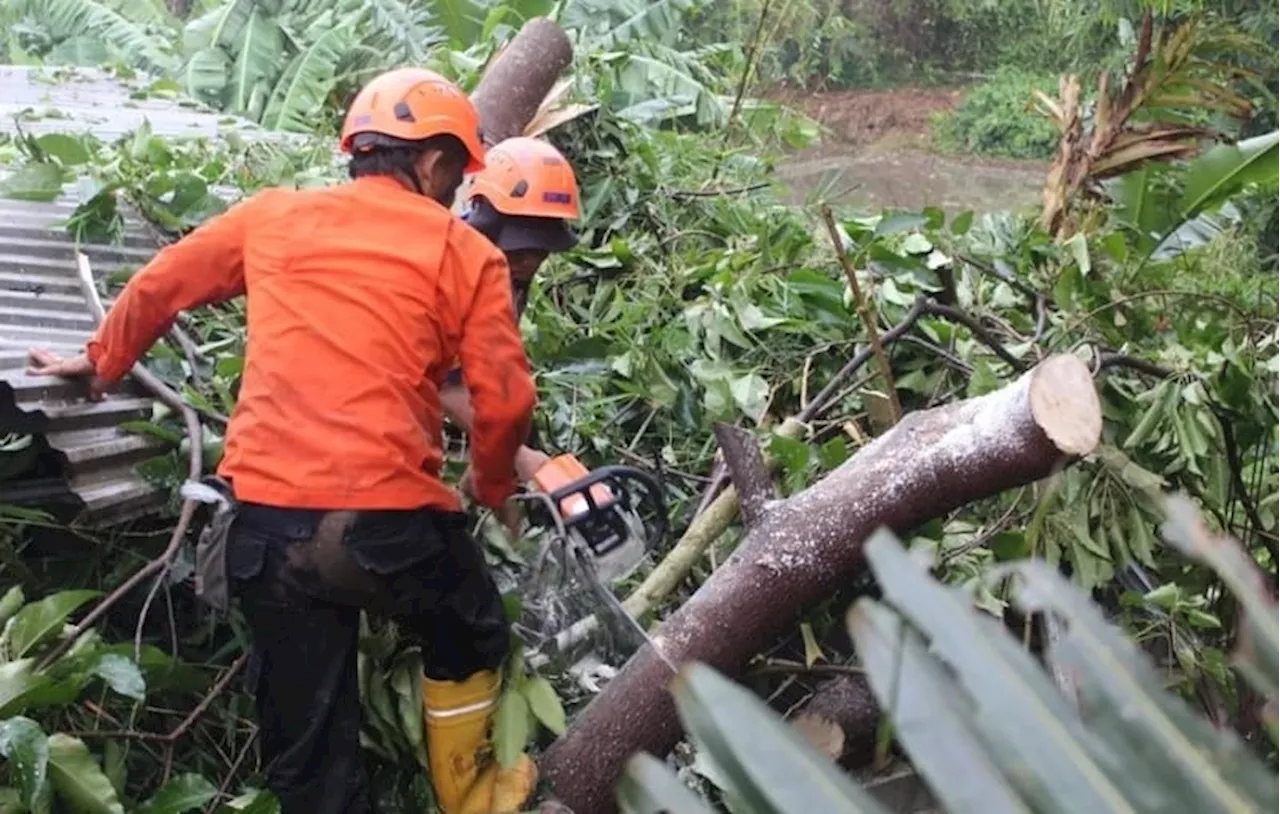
[0,64,293,526]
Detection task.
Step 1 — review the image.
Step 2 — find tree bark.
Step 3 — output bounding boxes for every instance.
[539,354,1102,814]
[471,18,574,147]
[712,423,775,528]
[790,673,882,770]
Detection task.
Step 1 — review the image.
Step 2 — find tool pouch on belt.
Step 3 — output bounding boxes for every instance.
[185,476,238,614]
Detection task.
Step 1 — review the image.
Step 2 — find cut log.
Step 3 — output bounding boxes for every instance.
[471,18,574,146]
[539,354,1102,814]
[790,673,882,769]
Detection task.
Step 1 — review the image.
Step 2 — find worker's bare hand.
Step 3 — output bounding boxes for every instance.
[515,447,551,484]
[460,466,524,538]
[26,348,109,401]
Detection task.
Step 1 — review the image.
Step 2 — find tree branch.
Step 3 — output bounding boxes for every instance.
[38,254,205,672]
[712,423,775,527]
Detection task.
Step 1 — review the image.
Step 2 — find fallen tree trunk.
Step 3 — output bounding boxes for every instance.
[470,17,574,146]
[539,353,1102,813]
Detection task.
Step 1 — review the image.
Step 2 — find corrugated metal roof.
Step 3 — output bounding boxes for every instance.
[0,188,168,525]
[0,64,297,526]
[0,64,284,144]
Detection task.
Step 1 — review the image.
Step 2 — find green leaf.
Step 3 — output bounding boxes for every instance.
[861,530,1136,810]
[0,588,25,629]
[390,651,427,768]
[950,210,974,235]
[46,734,123,814]
[522,675,566,736]
[139,774,216,814]
[1159,494,1279,698]
[0,660,51,719]
[617,752,716,814]
[997,559,1278,811]
[1064,233,1090,275]
[847,601,1031,814]
[492,689,529,770]
[34,135,91,167]
[671,662,891,813]
[0,163,64,203]
[5,591,102,660]
[92,655,145,702]
[0,716,51,814]
[729,373,770,423]
[874,212,928,236]
[1177,130,1279,218]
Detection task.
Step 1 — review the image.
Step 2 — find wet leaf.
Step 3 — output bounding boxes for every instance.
[46,734,123,814]
[35,134,92,166]
[0,716,50,814]
[0,588,25,629]
[998,559,1278,811]
[92,655,145,701]
[5,591,102,660]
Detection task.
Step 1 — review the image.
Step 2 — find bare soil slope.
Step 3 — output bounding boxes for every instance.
[769,86,1049,215]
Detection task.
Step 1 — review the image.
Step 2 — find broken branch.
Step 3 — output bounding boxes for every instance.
[712,423,775,527]
[821,204,902,425]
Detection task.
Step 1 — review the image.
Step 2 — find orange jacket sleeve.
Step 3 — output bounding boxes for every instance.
[85,194,262,383]
[456,247,537,509]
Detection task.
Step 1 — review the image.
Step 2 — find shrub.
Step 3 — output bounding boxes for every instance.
[933,68,1060,160]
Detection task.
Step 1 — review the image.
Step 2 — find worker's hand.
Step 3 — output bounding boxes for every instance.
[459,466,524,538]
[515,447,551,485]
[26,348,109,401]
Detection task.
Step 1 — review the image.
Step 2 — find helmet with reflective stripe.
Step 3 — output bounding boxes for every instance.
[466,137,579,220]
[340,68,486,173]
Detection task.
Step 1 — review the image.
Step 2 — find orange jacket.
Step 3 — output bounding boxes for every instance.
[86,176,537,511]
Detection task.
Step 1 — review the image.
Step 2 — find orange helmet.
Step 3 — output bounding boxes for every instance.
[340,68,486,173]
[466,137,580,220]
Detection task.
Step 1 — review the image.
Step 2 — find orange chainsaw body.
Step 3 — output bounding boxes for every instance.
[531,454,616,521]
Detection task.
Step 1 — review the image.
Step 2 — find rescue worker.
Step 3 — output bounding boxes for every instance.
[26,69,540,814]
[440,136,582,478]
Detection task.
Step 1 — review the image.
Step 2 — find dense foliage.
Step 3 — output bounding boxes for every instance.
[0,0,1276,812]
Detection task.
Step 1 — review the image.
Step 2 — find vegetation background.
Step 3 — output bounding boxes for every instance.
[0,0,1276,811]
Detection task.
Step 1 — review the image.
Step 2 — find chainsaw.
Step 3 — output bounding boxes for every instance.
[505,454,669,678]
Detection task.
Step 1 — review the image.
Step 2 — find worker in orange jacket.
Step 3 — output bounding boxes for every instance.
[26,69,540,814]
[440,137,582,480]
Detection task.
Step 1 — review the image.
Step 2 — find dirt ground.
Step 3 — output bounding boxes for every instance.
[767,85,1049,215]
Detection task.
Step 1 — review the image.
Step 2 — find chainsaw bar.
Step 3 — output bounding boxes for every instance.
[512,463,670,673]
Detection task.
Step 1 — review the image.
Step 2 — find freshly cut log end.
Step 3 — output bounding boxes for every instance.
[539,354,1104,814]
[1027,353,1102,457]
[790,672,881,769]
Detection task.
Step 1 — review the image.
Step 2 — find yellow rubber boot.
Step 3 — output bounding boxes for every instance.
[422,671,537,814]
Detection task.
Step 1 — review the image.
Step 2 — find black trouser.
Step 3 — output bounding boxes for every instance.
[227,503,511,814]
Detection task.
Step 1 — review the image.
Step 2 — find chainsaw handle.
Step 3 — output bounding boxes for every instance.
[545,464,669,550]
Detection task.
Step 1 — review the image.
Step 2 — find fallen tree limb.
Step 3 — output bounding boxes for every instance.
[712,423,775,528]
[540,353,1103,814]
[470,18,573,146]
